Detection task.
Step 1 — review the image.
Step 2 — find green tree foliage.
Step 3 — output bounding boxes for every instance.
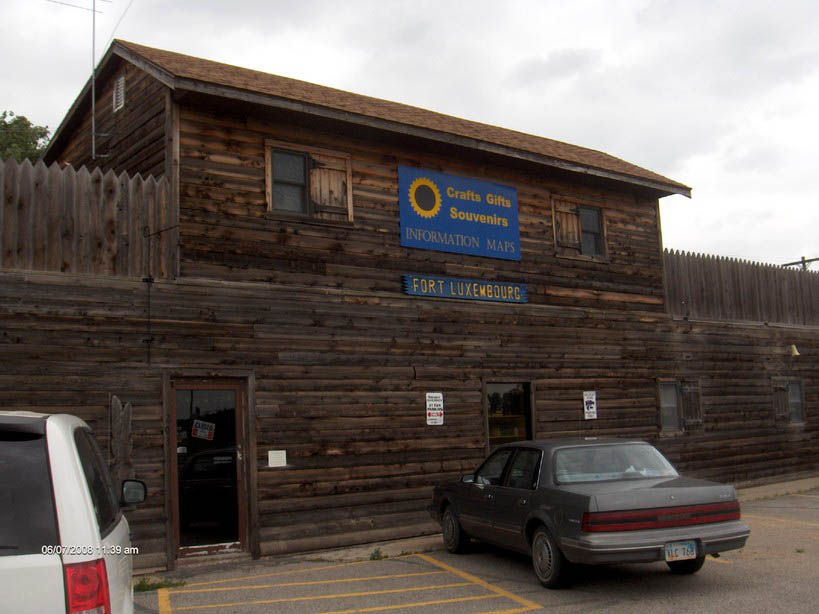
[0,111,50,162]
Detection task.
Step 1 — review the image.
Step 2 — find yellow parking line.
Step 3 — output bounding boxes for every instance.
[157,587,172,614]
[476,608,542,614]
[744,514,819,528]
[416,554,541,611]
[793,494,819,500]
[170,570,446,595]
[708,556,732,565]
[176,559,378,589]
[171,582,472,611]
[319,594,504,614]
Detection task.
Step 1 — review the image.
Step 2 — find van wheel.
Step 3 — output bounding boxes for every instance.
[667,555,705,574]
[531,526,568,588]
[442,507,468,553]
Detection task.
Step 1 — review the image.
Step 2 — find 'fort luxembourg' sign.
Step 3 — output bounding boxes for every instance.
[403,274,528,304]
[399,165,520,261]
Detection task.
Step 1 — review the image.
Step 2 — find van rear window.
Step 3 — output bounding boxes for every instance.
[0,429,59,556]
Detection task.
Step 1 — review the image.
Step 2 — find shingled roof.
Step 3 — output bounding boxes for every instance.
[54,40,691,197]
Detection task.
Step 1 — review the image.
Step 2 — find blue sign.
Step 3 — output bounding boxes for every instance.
[399,166,520,261]
[403,274,527,303]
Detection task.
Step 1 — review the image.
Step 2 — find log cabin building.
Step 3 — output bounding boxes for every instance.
[1,40,816,572]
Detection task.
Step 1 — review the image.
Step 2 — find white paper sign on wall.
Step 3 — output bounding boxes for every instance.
[426,392,444,425]
[583,391,597,420]
[268,450,287,467]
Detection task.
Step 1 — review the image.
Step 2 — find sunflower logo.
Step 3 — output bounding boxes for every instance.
[409,177,442,219]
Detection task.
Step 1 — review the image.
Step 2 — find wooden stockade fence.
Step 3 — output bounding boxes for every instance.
[664,249,819,326]
[0,158,175,279]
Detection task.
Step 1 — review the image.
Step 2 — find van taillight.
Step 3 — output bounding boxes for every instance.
[64,558,111,614]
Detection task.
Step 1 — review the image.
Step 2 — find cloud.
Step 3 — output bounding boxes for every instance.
[507,49,602,87]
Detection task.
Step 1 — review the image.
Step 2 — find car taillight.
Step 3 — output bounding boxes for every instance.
[64,558,111,614]
[582,501,741,532]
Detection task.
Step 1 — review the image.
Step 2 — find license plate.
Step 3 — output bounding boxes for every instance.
[665,540,697,561]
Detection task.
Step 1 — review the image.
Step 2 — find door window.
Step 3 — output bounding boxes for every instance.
[175,388,239,547]
[74,428,120,536]
[475,449,514,486]
[0,424,59,555]
[504,449,542,490]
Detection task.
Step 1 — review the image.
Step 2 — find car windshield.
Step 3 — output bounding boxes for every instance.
[554,444,678,483]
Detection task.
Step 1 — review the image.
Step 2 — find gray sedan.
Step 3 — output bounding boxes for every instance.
[428,438,750,588]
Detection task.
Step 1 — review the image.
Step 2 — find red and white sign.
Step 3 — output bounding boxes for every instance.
[191,419,216,440]
[426,392,444,426]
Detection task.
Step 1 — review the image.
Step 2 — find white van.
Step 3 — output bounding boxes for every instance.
[0,412,145,614]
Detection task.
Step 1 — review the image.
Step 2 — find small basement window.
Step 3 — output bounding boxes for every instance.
[659,382,681,432]
[658,379,702,434]
[112,76,126,112]
[773,379,805,424]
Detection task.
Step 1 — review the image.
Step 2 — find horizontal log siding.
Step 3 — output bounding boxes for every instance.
[1,271,816,564]
[48,61,167,179]
[177,108,665,311]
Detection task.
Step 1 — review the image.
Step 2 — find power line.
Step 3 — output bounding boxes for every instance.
[103,0,136,51]
[44,0,103,13]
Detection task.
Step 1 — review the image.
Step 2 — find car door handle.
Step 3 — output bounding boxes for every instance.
[517,497,528,506]
[485,493,495,501]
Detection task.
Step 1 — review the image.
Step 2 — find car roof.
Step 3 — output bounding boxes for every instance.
[498,437,651,453]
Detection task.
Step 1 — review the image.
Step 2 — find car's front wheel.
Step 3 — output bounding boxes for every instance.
[667,555,706,574]
[442,506,468,553]
[531,526,568,588]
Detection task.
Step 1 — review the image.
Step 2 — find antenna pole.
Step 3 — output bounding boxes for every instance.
[91,0,96,160]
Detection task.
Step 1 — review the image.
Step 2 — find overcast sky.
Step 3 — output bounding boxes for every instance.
[3,0,818,269]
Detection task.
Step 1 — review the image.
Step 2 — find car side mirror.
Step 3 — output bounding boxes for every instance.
[121,479,146,505]
[461,474,474,484]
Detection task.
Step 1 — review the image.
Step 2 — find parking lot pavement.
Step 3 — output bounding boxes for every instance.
[136,488,818,614]
[136,553,541,614]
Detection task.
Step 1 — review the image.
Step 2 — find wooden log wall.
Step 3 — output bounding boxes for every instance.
[1,269,814,565]
[4,91,817,567]
[665,249,819,325]
[0,158,175,278]
[176,108,667,313]
[47,60,167,178]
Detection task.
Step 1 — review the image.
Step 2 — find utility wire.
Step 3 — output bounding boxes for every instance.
[103,0,136,51]
[44,0,103,13]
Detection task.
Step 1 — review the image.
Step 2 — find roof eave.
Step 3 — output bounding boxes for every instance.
[172,76,690,198]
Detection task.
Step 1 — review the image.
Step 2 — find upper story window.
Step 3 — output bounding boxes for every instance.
[112,76,126,113]
[552,197,607,259]
[578,206,604,256]
[773,379,805,424]
[265,139,354,223]
[269,149,310,214]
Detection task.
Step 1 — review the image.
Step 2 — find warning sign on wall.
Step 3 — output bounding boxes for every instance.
[426,392,444,426]
[583,391,597,420]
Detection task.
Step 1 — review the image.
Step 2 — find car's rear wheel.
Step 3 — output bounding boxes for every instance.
[667,554,706,574]
[442,506,468,553]
[531,526,568,588]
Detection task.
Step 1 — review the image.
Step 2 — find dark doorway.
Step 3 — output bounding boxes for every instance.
[486,382,532,449]
[172,386,242,549]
